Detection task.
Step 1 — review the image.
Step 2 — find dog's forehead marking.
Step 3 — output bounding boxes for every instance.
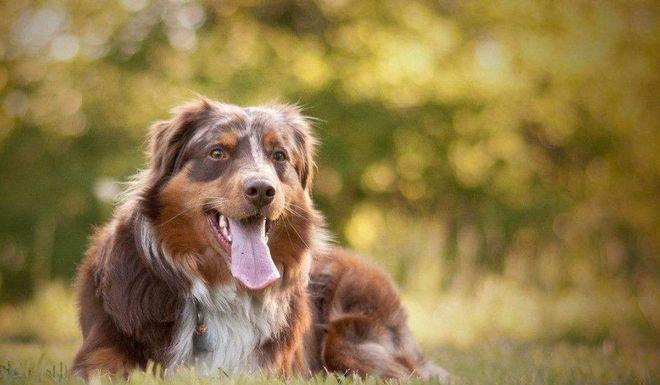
[246,112,265,168]
[243,108,285,172]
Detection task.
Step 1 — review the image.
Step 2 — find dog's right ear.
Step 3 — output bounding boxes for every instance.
[146,98,213,183]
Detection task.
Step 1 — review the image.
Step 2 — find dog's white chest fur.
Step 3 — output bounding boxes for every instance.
[167,281,288,376]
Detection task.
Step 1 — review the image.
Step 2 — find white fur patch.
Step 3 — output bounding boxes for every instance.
[167,280,290,376]
[249,131,267,170]
[136,215,180,279]
[245,109,277,178]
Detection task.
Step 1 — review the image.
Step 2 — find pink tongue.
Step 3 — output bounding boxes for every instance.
[228,218,280,290]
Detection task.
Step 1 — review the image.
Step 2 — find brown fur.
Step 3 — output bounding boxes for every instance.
[72,98,448,381]
[307,250,449,380]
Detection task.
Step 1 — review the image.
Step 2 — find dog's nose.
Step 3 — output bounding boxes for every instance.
[244,178,276,207]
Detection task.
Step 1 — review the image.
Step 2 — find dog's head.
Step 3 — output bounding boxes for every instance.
[140,99,319,290]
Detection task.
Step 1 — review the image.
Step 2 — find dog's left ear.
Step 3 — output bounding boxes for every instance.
[279,105,318,191]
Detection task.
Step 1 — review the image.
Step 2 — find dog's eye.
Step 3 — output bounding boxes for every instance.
[272,150,287,162]
[209,148,226,160]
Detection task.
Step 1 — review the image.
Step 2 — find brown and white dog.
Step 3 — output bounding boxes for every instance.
[72,98,449,381]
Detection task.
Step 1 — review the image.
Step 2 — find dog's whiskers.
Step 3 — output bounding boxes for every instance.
[282,216,309,250]
[282,203,308,221]
[158,194,214,227]
[158,205,196,227]
[203,197,226,212]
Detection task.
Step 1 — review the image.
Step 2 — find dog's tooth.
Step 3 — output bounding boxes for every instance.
[220,225,231,243]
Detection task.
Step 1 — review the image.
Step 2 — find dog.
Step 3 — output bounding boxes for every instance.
[72,98,449,381]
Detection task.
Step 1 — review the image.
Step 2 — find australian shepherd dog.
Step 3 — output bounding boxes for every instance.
[72,98,449,381]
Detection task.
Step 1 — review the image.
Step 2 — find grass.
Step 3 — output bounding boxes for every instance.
[0,282,658,384]
[0,340,657,384]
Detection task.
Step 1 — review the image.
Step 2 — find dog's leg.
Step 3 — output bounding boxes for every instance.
[72,325,139,380]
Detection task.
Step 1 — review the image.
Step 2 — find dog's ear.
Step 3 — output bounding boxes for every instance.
[279,105,318,191]
[147,98,213,183]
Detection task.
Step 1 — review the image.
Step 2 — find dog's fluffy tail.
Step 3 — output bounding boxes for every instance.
[312,249,451,382]
[321,313,451,382]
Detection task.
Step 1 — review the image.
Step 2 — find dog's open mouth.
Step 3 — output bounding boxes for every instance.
[206,210,279,290]
[207,211,273,249]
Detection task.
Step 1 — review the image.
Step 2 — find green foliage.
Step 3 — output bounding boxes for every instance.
[0,0,657,338]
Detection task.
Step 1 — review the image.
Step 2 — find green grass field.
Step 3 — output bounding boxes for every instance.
[0,283,658,385]
[0,341,657,385]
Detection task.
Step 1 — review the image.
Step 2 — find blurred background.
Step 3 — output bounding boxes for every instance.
[0,0,658,355]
